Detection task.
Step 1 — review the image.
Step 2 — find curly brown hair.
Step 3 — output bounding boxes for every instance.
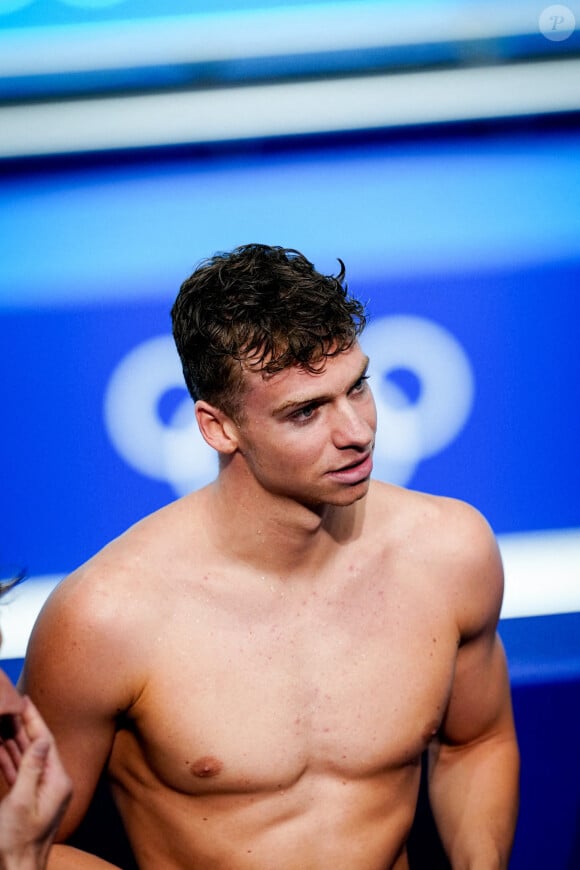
[171,244,366,420]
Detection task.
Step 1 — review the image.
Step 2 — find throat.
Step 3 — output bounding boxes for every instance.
[208,480,354,574]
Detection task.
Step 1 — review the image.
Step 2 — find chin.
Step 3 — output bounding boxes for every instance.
[273,476,371,510]
[320,478,371,508]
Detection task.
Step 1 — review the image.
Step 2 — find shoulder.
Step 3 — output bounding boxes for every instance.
[369,479,493,539]
[368,482,504,638]
[29,489,212,659]
[24,498,190,695]
[23,558,146,710]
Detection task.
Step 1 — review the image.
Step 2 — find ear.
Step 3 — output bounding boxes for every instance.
[195,401,239,454]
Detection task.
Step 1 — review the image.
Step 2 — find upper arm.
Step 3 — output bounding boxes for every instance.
[19,569,142,841]
[424,502,519,864]
[439,504,515,749]
[440,630,514,750]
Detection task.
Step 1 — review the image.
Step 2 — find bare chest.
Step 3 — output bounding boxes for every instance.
[115,574,457,797]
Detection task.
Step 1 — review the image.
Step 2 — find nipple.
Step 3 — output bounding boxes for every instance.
[190,755,223,778]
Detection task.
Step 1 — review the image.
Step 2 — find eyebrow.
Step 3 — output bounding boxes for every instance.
[272,356,370,416]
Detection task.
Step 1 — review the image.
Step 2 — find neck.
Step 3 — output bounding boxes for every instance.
[205,458,362,576]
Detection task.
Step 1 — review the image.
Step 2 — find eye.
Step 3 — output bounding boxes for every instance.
[352,375,370,393]
[290,403,318,423]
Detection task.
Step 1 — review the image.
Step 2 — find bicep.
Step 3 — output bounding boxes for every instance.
[439,631,515,749]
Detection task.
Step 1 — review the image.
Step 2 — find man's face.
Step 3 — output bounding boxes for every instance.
[234,342,377,508]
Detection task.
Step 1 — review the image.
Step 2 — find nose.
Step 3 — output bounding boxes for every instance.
[332,396,376,450]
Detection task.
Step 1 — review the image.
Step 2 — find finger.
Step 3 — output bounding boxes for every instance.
[20,697,52,744]
[0,709,32,756]
[9,737,51,801]
[0,741,19,785]
[13,717,32,756]
[0,736,23,774]
[11,736,72,838]
[18,699,73,802]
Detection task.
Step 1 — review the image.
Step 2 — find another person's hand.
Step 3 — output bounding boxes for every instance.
[0,694,72,870]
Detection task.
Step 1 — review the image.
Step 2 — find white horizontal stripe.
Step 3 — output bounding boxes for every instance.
[1,527,579,660]
[0,3,544,77]
[499,527,580,620]
[1,60,579,158]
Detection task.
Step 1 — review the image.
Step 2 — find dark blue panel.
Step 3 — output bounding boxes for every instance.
[510,677,580,870]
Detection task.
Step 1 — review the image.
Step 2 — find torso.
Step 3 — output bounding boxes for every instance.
[93,482,464,869]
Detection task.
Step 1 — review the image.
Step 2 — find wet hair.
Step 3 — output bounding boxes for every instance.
[171,243,366,419]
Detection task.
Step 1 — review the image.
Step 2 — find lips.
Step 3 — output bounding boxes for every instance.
[328,452,373,483]
[338,455,370,472]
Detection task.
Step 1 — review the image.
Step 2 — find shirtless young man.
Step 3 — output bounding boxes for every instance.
[21,244,519,869]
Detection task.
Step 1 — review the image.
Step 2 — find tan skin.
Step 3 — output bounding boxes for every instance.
[21,343,519,869]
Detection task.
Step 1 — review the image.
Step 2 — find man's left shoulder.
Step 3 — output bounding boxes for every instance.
[371,482,503,620]
[370,481,496,552]
[426,492,497,549]
[425,494,504,635]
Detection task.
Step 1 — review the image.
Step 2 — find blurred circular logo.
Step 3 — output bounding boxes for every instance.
[361,316,474,485]
[103,335,216,497]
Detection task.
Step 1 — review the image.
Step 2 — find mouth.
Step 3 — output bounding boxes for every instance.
[328,452,373,483]
[337,454,370,471]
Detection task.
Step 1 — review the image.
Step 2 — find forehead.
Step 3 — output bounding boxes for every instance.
[241,342,368,406]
